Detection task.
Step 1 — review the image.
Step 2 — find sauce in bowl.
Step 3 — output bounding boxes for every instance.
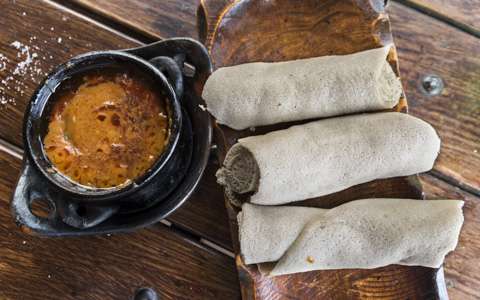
[43,69,170,188]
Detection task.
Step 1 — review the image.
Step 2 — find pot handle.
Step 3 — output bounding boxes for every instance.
[123,38,213,95]
[56,200,118,229]
[11,160,61,234]
[149,56,184,100]
[11,160,119,234]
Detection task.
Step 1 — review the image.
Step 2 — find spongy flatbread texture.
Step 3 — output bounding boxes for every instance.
[230,112,440,205]
[238,199,464,276]
[203,46,403,130]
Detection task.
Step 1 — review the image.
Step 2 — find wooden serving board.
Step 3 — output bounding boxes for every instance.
[197,0,447,299]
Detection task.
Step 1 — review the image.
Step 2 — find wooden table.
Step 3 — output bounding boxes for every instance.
[0,1,478,299]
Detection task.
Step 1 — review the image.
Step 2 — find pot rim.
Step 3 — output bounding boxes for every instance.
[24,50,183,201]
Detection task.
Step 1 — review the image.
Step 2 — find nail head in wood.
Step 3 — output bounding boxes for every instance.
[420,74,444,96]
[133,287,159,300]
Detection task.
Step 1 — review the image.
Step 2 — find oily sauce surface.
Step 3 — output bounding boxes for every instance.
[43,69,170,188]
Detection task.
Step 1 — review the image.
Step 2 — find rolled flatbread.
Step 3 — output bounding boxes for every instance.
[238,199,464,276]
[217,112,440,205]
[202,46,403,130]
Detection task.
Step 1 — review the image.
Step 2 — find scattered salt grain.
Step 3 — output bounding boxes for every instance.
[50,27,54,31]
[1,39,46,107]
[62,16,68,21]
[22,12,26,16]
[0,53,8,71]
[10,41,22,49]
[10,41,36,76]
[57,37,62,43]
[22,240,27,245]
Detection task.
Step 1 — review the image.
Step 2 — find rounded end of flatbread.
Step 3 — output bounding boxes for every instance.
[377,57,404,108]
[216,144,260,206]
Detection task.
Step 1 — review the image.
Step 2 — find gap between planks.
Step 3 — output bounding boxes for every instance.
[43,0,196,75]
[393,0,480,39]
[0,138,235,259]
[50,0,480,48]
[49,0,159,44]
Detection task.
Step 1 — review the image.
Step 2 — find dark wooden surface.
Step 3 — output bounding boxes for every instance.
[0,0,478,299]
[0,150,239,300]
[389,2,480,194]
[70,0,198,39]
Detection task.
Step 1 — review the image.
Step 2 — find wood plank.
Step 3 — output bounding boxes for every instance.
[71,0,480,193]
[0,149,239,300]
[420,174,480,300]
[0,0,232,248]
[70,0,198,39]
[168,157,232,248]
[387,2,480,193]
[401,0,480,34]
[67,0,480,39]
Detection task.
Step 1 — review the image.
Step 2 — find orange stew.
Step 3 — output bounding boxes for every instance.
[43,70,169,188]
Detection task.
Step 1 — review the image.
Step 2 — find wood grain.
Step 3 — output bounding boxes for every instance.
[0,149,240,300]
[403,0,480,33]
[420,174,480,300]
[70,0,199,39]
[388,2,480,193]
[0,0,232,248]
[199,0,395,67]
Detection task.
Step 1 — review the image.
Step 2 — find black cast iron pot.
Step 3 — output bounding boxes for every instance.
[11,38,213,235]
